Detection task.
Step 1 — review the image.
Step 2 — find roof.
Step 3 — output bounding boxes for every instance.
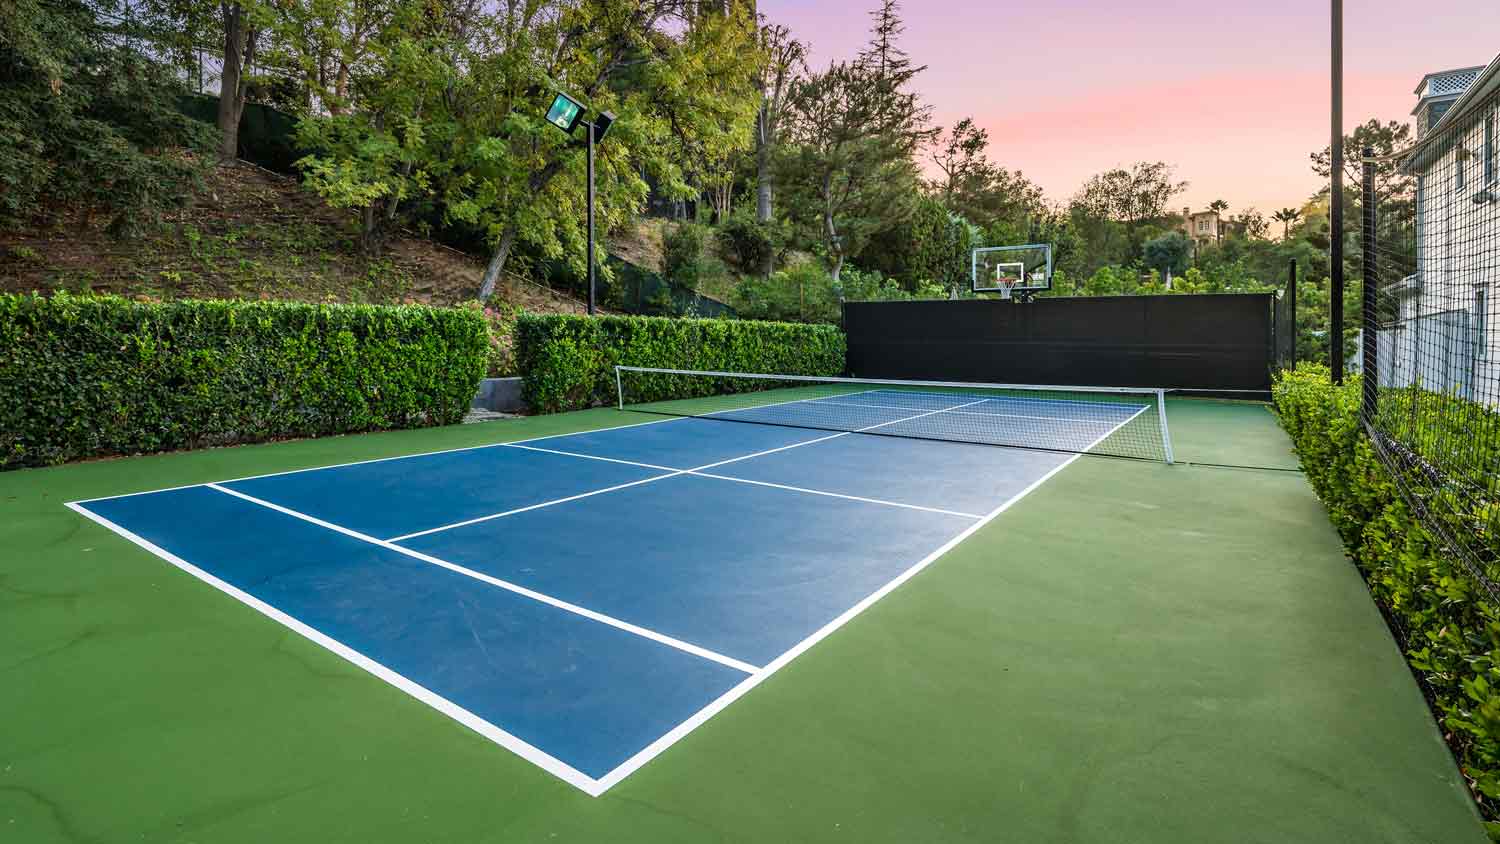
[1401,53,1500,172]
[1412,65,1487,96]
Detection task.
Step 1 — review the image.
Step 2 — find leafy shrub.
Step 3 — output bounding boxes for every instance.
[717,210,780,271]
[515,313,845,412]
[0,293,488,469]
[860,197,975,291]
[838,267,946,302]
[731,262,841,324]
[1273,363,1500,820]
[663,223,710,283]
[462,300,523,377]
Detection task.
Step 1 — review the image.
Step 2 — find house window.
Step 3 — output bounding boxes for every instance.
[1486,111,1496,184]
[1457,141,1466,190]
[1197,220,1210,233]
[1479,287,1490,360]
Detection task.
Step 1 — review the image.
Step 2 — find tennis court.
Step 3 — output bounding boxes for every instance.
[6,382,1486,842]
[68,375,1160,795]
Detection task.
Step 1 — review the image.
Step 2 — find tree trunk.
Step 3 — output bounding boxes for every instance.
[217,3,251,162]
[755,117,773,224]
[360,204,380,255]
[822,176,842,284]
[478,226,519,301]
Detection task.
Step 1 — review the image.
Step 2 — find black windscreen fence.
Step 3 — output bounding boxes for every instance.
[843,293,1274,393]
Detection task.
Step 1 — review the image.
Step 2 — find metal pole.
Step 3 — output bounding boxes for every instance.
[1330,0,1344,383]
[1361,147,1379,423]
[586,119,596,316]
[1288,258,1298,367]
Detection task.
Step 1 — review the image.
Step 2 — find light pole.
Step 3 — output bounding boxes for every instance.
[1330,0,1344,382]
[545,92,615,315]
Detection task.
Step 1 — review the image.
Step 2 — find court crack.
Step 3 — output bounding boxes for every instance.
[0,783,87,844]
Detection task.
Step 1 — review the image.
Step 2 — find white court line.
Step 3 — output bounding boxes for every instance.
[587,401,1149,794]
[503,443,983,519]
[504,442,679,472]
[686,473,981,519]
[64,501,609,796]
[203,483,759,675]
[385,470,686,542]
[68,413,692,506]
[392,397,991,543]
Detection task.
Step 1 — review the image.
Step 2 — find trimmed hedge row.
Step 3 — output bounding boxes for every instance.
[1273,363,1500,822]
[515,313,846,412]
[0,293,488,469]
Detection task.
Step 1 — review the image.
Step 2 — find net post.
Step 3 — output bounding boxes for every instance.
[615,365,624,410]
[1156,389,1174,464]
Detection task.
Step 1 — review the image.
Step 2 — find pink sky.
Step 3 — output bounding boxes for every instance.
[758,0,1498,217]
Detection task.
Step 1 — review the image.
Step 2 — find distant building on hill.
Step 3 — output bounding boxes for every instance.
[1179,207,1222,250]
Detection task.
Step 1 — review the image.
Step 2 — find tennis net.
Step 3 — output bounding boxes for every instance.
[614,367,1174,463]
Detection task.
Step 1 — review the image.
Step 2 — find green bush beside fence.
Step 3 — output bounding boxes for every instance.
[0,293,488,470]
[515,313,845,413]
[1273,363,1500,822]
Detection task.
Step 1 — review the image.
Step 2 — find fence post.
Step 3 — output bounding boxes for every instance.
[1360,146,1378,424]
[1329,0,1344,384]
[1288,258,1298,367]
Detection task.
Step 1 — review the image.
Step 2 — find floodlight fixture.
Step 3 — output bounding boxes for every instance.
[545,92,586,134]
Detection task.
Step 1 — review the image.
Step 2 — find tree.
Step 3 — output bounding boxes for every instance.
[928,117,1046,234]
[291,0,760,294]
[1069,161,1187,264]
[1072,161,1188,226]
[1311,119,1414,202]
[258,0,404,115]
[752,19,805,230]
[779,1,935,282]
[1237,208,1269,240]
[463,0,760,298]
[0,0,215,231]
[1208,198,1228,242]
[1143,232,1191,283]
[1273,207,1303,240]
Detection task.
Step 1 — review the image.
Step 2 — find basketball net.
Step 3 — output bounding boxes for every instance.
[993,267,1022,301]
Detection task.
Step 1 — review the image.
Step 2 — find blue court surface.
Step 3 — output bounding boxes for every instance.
[69,392,1144,796]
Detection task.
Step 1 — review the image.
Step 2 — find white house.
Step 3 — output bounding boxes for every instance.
[1378,57,1500,403]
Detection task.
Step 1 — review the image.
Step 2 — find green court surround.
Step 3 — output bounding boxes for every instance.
[0,399,1485,842]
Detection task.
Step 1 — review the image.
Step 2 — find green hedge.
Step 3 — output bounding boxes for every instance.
[1273,363,1500,825]
[515,314,845,412]
[0,293,488,469]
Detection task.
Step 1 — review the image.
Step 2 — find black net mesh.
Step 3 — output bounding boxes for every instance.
[1362,84,1500,601]
[616,368,1172,463]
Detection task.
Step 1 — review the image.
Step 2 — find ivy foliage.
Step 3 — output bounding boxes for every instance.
[0,293,488,469]
[1273,363,1500,823]
[515,313,845,413]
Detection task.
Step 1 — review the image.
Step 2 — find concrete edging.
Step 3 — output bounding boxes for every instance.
[471,377,525,413]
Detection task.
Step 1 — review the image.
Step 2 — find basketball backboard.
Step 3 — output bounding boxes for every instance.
[972,244,1052,298]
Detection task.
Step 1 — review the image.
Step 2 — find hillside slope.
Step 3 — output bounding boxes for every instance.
[0,157,592,316]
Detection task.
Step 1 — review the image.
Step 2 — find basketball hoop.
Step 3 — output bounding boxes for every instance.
[971,243,1053,299]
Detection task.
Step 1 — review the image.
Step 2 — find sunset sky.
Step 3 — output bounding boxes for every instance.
[757,0,1498,218]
